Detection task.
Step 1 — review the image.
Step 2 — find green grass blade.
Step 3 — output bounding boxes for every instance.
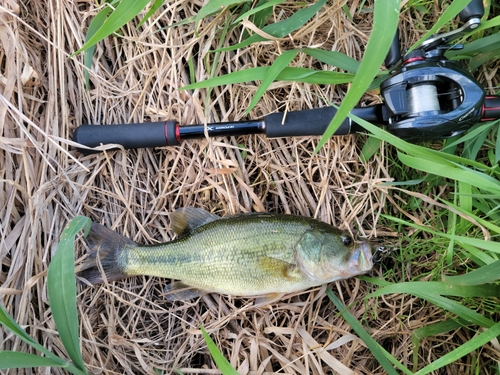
[436,198,500,234]
[496,124,500,164]
[181,66,354,89]
[443,259,500,286]
[412,319,468,342]
[258,67,354,84]
[368,288,495,328]
[463,128,492,161]
[47,216,91,373]
[247,0,275,32]
[245,49,298,114]
[232,0,284,25]
[382,214,500,253]
[76,0,152,54]
[397,153,500,195]
[409,0,473,52]
[458,243,496,266]
[414,321,500,375]
[0,352,66,370]
[315,0,401,151]
[83,6,112,89]
[202,15,232,114]
[366,281,500,298]
[411,319,468,372]
[216,0,327,52]
[0,305,87,374]
[326,289,408,375]
[418,293,495,328]
[302,48,360,73]
[200,326,239,375]
[469,49,500,70]
[342,109,500,191]
[441,122,496,151]
[0,305,41,346]
[442,232,499,254]
[342,3,353,21]
[195,0,247,29]
[446,187,458,265]
[458,181,472,227]
[360,136,382,162]
[358,275,393,288]
[138,0,166,27]
[476,14,500,31]
[448,33,500,57]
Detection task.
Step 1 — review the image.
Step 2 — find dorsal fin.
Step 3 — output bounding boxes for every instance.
[170,207,220,236]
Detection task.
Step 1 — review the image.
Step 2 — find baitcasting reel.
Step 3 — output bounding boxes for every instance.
[380,0,493,140]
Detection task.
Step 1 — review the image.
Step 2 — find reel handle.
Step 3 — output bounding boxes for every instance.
[384,29,401,70]
[458,0,484,22]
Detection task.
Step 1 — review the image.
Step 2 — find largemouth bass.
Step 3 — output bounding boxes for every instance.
[78,207,373,303]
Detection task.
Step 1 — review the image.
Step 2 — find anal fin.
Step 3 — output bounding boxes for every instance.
[254,293,285,307]
[163,281,205,301]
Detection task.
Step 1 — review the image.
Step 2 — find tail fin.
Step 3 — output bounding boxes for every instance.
[78,223,136,284]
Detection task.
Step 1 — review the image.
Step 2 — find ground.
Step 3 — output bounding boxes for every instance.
[1,1,499,374]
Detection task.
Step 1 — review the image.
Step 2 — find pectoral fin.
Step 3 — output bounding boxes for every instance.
[258,256,300,280]
[163,281,205,301]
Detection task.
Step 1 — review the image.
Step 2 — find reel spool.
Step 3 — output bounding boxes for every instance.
[407,83,441,115]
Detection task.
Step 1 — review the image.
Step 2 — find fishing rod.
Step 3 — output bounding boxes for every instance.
[73,0,500,155]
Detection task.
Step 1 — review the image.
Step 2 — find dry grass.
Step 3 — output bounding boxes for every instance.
[1,1,498,374]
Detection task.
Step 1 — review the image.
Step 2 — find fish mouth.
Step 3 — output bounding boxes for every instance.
[349,241,374,274]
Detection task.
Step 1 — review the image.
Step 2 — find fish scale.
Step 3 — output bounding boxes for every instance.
[125,217,302,294]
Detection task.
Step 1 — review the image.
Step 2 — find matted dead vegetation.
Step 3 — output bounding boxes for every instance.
[1,0,499,374]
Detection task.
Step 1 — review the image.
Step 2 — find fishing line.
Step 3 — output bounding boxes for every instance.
[407,84,466,115]
[407,84,441,113]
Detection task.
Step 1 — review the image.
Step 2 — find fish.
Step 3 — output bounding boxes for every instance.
[78,207,373,304]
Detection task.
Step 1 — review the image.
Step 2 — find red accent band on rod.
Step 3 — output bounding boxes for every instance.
[175,123,181,143]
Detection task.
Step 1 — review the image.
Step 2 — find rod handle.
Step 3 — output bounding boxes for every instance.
[73,121,179,154]
[264,106,383,138]
[265,107,350,138]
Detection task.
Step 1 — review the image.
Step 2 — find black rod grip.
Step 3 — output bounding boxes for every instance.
[73,121,179,154]
[458,0,484,22]
[481,96,500,121]
[265,107,351,138]
[264,106,384,138]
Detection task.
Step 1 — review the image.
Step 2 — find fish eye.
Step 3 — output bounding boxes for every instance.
[341,235,352,246]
